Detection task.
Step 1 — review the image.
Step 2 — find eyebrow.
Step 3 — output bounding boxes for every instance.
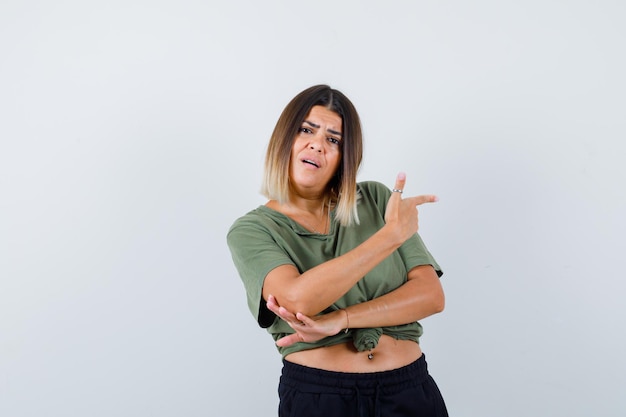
[303,120,342,138]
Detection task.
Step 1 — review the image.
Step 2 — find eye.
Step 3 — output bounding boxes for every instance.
[327,137,341,145]
[298,127,312,134]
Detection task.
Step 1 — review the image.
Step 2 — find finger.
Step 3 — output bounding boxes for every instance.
[267,294,281,310]
[266,295,280,314]
[267,295,294,321]
[278,306,297,322]
[392,172,406,194]
[268,303,297,324]
[276,333,301,347]
[406,194,439,206]
[295,312,315,326]
[268,304,286,319]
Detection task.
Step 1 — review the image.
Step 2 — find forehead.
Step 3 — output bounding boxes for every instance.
[304,105,342,131]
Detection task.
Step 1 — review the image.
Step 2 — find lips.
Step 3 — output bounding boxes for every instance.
[302,159,320,168]
[301,155,321,168]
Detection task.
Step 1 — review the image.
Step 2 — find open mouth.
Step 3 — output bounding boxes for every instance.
[302,159,320,168]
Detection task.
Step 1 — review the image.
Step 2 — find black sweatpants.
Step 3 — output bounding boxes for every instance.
[278,354,448,417]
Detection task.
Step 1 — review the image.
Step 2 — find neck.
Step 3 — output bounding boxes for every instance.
[268,194,332,234]
[282,185,333,214]
[285,196,328,216]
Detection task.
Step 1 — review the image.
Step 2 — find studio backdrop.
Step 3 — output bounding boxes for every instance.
[1,1,624,416]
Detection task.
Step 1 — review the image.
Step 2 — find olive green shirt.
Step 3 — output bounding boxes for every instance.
[227,181,442,357]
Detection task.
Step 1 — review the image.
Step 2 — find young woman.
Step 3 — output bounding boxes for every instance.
[227,85,448,416]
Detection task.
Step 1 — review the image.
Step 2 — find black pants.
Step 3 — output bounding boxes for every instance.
[278,354,448,417]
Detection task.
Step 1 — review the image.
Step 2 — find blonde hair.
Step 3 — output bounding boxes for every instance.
[261,85,363,226]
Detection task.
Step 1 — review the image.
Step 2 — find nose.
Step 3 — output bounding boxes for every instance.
[309,132,324,152]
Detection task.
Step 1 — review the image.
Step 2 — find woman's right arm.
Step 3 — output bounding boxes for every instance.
[262,173,437,317]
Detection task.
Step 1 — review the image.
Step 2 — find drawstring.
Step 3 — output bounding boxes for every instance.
[374,382,382,417]
[354,382,382,417]
[354,385,365,417]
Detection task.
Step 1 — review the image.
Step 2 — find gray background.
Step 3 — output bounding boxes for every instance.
[1,1,625,416]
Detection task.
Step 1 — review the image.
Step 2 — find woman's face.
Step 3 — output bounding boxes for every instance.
[289,105,343,196]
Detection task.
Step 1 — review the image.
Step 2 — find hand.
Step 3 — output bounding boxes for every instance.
[384,172,438,244]
[266,295,346,347]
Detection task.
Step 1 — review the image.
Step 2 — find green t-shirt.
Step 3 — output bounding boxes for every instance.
[227,181,442,357]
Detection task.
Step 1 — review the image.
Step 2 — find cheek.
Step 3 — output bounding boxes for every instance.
[330,152,342,171]
[294,135,308,147]
[290,142,302,159]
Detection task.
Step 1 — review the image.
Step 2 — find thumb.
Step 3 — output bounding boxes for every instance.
[275,333,301,347]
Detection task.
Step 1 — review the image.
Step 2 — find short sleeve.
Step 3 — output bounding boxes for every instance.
[398,233,443,277]
[360,181,443,278]
[227,214,295,327]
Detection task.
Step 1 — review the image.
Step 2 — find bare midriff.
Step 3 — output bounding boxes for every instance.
[284,335,422,373]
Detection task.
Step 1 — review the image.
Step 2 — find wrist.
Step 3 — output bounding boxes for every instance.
[342,308,350,333]
[377,224,405,249]
[323,309,349,335]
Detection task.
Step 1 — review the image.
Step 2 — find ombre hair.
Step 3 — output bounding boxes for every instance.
[261,85,363,226]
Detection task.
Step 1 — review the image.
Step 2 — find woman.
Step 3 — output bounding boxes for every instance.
[227,85,448,416]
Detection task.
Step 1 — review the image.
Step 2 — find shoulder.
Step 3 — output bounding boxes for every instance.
[229,206,266,227]
[357,181,392,204]
[358,180,391,193]
[352,181,393,219]
[228,207,262,232]
[227,206,281,243]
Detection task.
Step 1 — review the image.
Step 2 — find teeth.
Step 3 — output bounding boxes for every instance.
[303,159,318,167]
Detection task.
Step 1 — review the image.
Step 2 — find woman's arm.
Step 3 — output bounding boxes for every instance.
[262,173,438,317]
[267,264,444,347]
[340,264,444,327]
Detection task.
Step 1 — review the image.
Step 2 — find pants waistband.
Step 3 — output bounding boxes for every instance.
[280,353,429,393]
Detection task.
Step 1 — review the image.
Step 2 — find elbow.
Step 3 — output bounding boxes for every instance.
[431,289,445,314]
[281,288,318,316]
[434,296,445,314]
[291,300,320,317]
[263,270,320,315]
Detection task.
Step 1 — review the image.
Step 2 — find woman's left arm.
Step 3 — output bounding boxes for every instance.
[341,264,444,328]
[267,264,444,347]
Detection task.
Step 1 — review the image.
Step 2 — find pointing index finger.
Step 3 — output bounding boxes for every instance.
[407,194,439,206]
